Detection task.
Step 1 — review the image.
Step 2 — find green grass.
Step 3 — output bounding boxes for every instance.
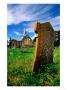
[53,47,60,63]
[7,47,60,86]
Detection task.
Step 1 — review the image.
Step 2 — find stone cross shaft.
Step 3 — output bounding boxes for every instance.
[33,21,55,73]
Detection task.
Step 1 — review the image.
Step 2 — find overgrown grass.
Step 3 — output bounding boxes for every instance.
[7,47,60,86]
[53,47,60,63]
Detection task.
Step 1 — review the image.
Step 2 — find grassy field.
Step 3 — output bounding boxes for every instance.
[7,47,60,86]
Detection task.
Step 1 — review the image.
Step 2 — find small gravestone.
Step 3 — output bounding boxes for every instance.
[33,21,55,73]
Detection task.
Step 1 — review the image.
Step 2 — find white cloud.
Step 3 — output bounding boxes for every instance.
[7,38,10,41]
[7,11,14,25]
[31,34,36,40]
[7,4,60,41]
[7,10,32,25]
[14,31,21,36]
[26,27,34,33]
[7,4,54,25]
[7,5,34,25]
[50,16,60,26]
[40,15,60,30]
[50,16,60,30]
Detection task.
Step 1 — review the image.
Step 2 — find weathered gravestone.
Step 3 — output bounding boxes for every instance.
[33,21,55,73]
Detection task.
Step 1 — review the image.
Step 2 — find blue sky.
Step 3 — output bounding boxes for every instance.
[7,4,60,41]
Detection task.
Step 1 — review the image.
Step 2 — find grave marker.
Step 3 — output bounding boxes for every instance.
[33,21,55,73]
